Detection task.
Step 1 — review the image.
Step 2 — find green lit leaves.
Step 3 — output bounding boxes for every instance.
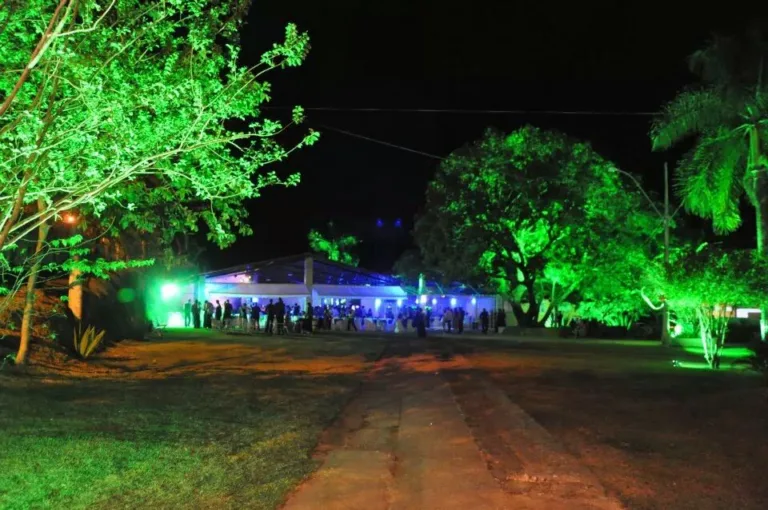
[0,2,316,253]
[417,125,656,324]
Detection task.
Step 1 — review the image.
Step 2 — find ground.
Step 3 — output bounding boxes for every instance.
[1,331,766,509]
[0,330,386,510]
[451,336,768,510]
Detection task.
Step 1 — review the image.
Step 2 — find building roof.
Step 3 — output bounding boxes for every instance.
[202,253,401,287]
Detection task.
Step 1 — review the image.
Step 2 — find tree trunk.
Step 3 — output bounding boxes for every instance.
[750,126,768,340]
[523,279,541,327]
[16,213,49,365]
[68,264,83,321]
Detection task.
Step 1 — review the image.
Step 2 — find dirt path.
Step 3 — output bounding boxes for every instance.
[282,339,623,510]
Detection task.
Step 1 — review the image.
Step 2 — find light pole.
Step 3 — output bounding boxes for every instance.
[612,164,673,345]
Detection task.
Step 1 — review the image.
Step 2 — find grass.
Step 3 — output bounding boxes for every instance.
[0,329,386,510]
[455,335,768,510]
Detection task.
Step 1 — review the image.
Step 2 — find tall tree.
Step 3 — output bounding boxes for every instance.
[644,244,766,368]
[308,222,360,266]
[0,0,317,255]
[651,29,768,338]
[1,1,317,363]
[415,126,655,327]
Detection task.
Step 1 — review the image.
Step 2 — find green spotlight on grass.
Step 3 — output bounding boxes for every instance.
[161,283,179,301]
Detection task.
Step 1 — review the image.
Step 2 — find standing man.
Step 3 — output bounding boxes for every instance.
[192,300,201,329]
[223,299,233,329]
[480,308,490,334]
[183,299,192,327]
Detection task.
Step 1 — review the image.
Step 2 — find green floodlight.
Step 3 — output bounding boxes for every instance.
[161,283,179,301]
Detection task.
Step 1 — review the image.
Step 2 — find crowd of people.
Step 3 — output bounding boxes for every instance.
[181,298,508,336]
[184,297,312,334]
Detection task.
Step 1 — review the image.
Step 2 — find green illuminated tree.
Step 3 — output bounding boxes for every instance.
[645,244,766,368]
[416,126,655,327]
[1,1,317,363]
[651,30,768,338]
[308,222,360,266]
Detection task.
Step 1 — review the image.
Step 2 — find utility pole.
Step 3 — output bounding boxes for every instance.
[612,164,673,345]
[661,162,671,346]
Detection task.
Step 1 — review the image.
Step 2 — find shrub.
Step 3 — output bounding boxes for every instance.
[73,325,107,359]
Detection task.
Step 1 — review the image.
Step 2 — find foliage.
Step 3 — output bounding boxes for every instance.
[72,324,106,359]
[1,353,16,371]
[646,244,767,368]
[651,30,768,236]
[415,126,657,327]
[0,0,317,280]
[308,222,360,266]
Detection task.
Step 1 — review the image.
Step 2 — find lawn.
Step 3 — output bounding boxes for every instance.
[0,330,386,510]
[454,336,768,510]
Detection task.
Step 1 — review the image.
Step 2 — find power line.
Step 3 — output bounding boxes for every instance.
[316,123,445,160]
[267,106,658,116]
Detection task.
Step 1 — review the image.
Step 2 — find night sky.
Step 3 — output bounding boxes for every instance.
[206,1,761,272]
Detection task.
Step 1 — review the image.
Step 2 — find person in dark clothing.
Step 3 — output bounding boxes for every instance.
[251,302,261,332]
[275,298,286,334]
[204,301,213,329]
[214,300,222,325]
[293,303,300,317]
[415,308,427,338]
[265,299,275,334]
[223,299,233,329]
[184,299,192,327]
[497,308,506,333]
[191,300,201,328]
[480,308,490,334]
[457,308,465,334]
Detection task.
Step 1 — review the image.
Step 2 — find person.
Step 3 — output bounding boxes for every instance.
[191,300,201,329]
[497,308,507,333]
[480,308,490,334]
[275,298,286,334]
[204,301,213,329]
[443,308,454,333]
[223,299,233,329]
[214,300,222,328]
[251,301,261,332]
[184,299,192,327]
[347,309,357,331]
[240,302,249,330]
[415,308,427,338]
[457,307,465,334]
[266,299,275,334]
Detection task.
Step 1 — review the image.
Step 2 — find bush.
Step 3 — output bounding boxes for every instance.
[73,325,107,359]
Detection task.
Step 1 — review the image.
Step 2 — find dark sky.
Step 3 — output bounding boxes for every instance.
[206,1,761,271]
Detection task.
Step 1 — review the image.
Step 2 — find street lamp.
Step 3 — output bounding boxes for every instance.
[611,163,678,344]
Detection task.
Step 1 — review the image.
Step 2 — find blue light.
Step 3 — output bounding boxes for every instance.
[376,219,384,228]
[394,218,402,228]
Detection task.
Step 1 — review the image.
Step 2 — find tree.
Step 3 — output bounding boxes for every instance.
[645,244,766,368]
[1,1,317,363]
[576,236,653,330]
[308,222,360,266]
[415,126,655,327]
[1,0,317,254]
[651,29,768,338]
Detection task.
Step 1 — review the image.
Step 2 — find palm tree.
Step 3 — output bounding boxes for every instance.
[651,29,768,339]
[307,222,360,266]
